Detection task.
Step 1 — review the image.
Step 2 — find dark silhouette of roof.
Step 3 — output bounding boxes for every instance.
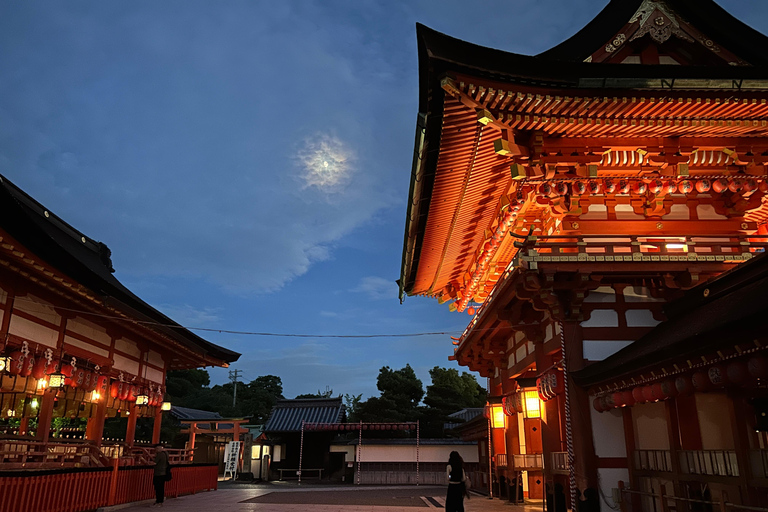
[263,397,345,433]
[169,406,224,421]
[0,174,240,367]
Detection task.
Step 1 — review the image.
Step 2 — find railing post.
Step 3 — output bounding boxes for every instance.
[659,484,670,512]
[720,491,729,512]
[618,481,627,512]
[107,457,119,506]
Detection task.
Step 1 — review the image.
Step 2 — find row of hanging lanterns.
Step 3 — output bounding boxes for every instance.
[1,343,166,408]
[537,369,565,402]
[304,423,416,431]
[594,354,767,413]
[537,177,765,198]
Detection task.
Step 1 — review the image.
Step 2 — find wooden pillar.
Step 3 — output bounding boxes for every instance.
[561,321,599,494]
[125,403,137,447]
[36,389,56,443]
[536,346,562,482]
[19,417,29,436]
[622,408,642,512]
[151,407,162,444]
[664,400,684,499]
[86,395,108,445]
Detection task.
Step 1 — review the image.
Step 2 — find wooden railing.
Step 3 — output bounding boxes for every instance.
[0,462,217,512]
[511,453,543,470]
[552,451,569,473]
[0,440,194,470]
[634,450,672,473]
[616,481,768,512]
[679,449,739,477]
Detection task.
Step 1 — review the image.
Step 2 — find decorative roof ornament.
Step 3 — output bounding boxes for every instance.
[629,0,693,44]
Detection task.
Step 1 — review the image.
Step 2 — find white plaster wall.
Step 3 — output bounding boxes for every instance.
[14,295,60,325]
[144,367,164,384]
[625,309,661,327]
[146,350,164,368]
[582,310,619,327]
[68,316,111,346]
[9,315,58,347]
[624,286,664,302]
[615,204,643,220]
[113,353,140,375]
[633,402,669,450]
[696,393,735,450]
[590,407,627,458]
[583,340,633,361]
[584,286,616,303]
[64,334,110,358]
[580,204,608,220]
[697,204,727,220]
[115,337,141,357]
[662,204,690,220]
[357,444,477,463]
[598,468,630,509]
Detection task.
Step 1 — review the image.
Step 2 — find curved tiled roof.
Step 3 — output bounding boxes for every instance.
[263,398,345,433]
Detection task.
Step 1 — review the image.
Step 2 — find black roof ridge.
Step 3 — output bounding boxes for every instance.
[0,174,239,365]
[538,0,768,66]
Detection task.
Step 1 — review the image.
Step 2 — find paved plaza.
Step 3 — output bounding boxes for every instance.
[99,483,543,512]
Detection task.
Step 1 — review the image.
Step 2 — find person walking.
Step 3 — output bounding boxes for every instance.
[153,444,170,507]
[445,450,468,512]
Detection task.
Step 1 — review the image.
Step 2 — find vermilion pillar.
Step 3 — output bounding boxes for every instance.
[86,395,108,445]
[152,408,162,444]
[125,403,138,447]
[36,389,56,443]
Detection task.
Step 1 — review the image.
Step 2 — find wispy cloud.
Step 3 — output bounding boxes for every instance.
[296,133,355,192]
[157,304,222,328]
[351,276,397,301]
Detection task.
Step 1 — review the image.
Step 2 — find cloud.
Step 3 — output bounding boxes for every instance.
[351,276,397,301]
[295,133,355,192]
[156,304,222,328]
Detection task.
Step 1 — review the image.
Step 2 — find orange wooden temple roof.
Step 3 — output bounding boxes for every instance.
[400,0,768,314]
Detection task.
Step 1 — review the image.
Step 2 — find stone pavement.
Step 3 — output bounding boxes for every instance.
[98,483,544,512]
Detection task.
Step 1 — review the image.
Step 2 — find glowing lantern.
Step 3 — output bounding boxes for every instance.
[587,180,601,195]
[538,183,553,196]
[678,180,693,194]
[695,179,711,193]
[603,179,617,194]
[0,356,8,373]
[617,180,630,194]
[728,179,744,193]
[620,390,635,407]
[631,181,647,195]
[641,385,654,402]
[519,389,541,419]
[502,395,516,416]
[48,373,66,388]
[572,181,587,195]
[712,179,729,193]
[553,182,569,196]
[632,387,646,403]
[648,179,663,195]
[32,358,48,380]
[110,381,121,399]
[743,179,757,193]
[45,360,61,375]
[467,307,475,316]
[9,352,25,376]
[136,394,149,406]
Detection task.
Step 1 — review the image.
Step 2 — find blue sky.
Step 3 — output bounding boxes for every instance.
[2,0,767,399]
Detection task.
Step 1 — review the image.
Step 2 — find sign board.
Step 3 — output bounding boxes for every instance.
[223,441,241,480]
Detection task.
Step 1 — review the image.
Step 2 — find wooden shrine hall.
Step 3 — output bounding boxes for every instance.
[400,0,768,510]
[0,174,239,510]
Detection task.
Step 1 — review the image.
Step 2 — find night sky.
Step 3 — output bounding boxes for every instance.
[2,1,767,399]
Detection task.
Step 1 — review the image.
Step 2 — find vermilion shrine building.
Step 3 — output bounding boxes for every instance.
[400,0,768,509]
[0,174,239,510]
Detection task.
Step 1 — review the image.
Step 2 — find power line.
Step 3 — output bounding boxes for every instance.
[10,296,467,339]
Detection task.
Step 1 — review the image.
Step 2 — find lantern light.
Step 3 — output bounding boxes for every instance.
[48,373,66,388]
[524,390,541,418]
[0,356,9,373]
[136,395,149,406]
[91,391,102,402]
[37,379,48,390]
[488,404,505,428]
[7,409,14,417]
[161,402,172,411]
[30,398,39,409]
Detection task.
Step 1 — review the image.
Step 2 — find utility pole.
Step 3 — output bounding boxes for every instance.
[229,369,242,408]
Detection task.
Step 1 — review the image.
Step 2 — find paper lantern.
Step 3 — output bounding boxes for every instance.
[119,384,130,401]
[664,180,678,194]
[632,387,646,403]
[10,352,27,376]
[611,392,624,407]
[572,181,587,195]
[641,385,654,402]
[695,179,712,193]
[743,179,757,193]
[45,360,61,375]
[553,182,568,196]
[467,307,475,316]
[650,383,665,401]
[620,390,635,407]
[538,183,553,197]
[604,393,616,409]
[707,364,727,387]
[648,179,664,195]
[60,364,74,378]
[32,358,48,380]
[97,376,109,393]
[631,181,647,195]
[502,395,516,416]
[692,371,712,392]
[726,360,749,386]
[603,179,617,194]
[748,355,768,379]
[550,371,565,395]
[72,368,86,388]
[617,180,630,194]
[712,179,729,193]
[593,397,605,413]
[760,181,768,194]
[728,179,744,193]
[587,181,602,195]
[659,379,678,399]
[678,180,693,194]
[110,381,121,399]
[675,375,694,396]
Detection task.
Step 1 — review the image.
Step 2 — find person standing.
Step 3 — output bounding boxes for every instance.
[445,450,468,512]
[153,444,170,507]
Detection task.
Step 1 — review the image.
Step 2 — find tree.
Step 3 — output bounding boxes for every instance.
[424,367,485,415]
[295,386,334,399]
[344,393,362,422]
[356,365,423,423]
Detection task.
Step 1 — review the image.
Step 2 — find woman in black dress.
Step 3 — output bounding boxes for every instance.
[445,450,468,512]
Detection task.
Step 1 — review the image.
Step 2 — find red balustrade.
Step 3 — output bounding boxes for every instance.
[0,462,217,512]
